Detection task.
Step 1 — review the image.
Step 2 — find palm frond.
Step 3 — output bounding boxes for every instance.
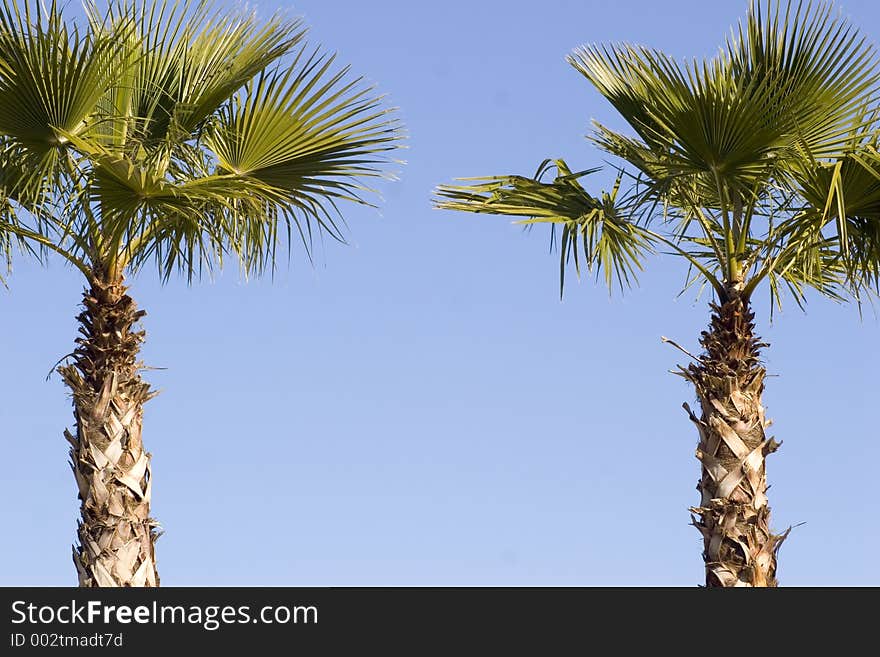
[727,0,880,159]
[0,0,129,194]
[81,0,304,155]
[786,146,880,293]
[204,47,402,259]
[435,160,653,295]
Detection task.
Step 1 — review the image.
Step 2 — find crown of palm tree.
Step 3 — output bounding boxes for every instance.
[0,0,403,284]
[436,0,880,307]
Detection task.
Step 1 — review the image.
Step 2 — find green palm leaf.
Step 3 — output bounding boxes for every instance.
[436,160,653,294]
[571,4,879,208]
[82,0,305,154]
[0,0,130,196]
[204,47,402,251]
[788,147,880,291]
[0,1,127,147]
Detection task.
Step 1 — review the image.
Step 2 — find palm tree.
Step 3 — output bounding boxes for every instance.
[435,0,880,586]
[0,0,401,587]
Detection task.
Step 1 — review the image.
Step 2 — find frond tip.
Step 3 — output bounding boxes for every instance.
[434,159,653,295]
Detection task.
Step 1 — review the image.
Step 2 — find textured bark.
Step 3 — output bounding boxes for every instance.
[680,289,788,587]
[58,276,160,587]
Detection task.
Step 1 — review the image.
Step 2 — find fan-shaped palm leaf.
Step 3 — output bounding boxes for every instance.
[205,47,401,253]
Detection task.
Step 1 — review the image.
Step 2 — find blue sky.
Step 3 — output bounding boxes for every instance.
[1,0,878,586]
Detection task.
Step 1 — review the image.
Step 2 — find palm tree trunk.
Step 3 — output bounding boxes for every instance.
[682,288,789,587]
[58,275,160,587]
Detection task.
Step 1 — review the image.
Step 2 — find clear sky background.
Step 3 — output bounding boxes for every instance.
[1,0,878,586]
